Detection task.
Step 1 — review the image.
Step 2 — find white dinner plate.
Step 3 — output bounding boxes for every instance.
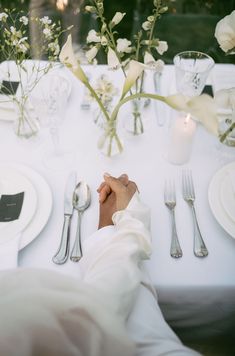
[208,162,235,238]
[0,167,37,244]
[0,163,53,249]
[220,174,235,223]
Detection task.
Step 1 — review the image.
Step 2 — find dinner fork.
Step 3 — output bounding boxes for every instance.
[182,170,208,257]
[164,180,183,258]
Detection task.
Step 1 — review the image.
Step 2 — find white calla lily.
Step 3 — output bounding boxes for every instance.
[107,48,120,70]
[59,34,88,84]
[111,12,126,26]
[165,94,218,135]
[122,60,145,98]
[86,46,98,62]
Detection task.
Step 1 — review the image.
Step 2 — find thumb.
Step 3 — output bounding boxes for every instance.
[103,173,126,193]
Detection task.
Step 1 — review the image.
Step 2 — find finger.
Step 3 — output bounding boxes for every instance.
[128,180,139,193]
[118,173,129,186]
[97,181,106,193]
[99,184,111,203]
[103,173,127,194]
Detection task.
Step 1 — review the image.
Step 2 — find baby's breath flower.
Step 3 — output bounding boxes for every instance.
[43,27,52,38]
[116,38,132,53]
[19,16,28,25]
[142,21,151,31]
[40,16,52,25]
[48,42,60,55]
[0,12,8,21]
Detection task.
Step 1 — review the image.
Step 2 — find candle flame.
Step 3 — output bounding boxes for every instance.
[184,113,191,124]
[56,0,68,11]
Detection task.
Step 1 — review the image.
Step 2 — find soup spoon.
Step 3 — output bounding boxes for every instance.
[70,181,91,262]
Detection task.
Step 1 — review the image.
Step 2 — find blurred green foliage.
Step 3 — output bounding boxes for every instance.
[0,0,234,63]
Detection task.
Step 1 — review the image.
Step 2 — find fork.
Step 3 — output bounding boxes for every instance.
[164,180,183,258]
[182,170,208,257]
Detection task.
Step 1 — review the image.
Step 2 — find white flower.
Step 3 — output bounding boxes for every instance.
[144,52,164,72]
[142,21,151,31]
[19,16,28,25]
[18,43,28,53]
[214,88,235,110]
[40,16,52,25]
[0,12,8,21]
[85,46,98,62]
[101,36,108,46]
[59,34,88,84]
[43,28,52,38]
[116,38,132,53]
[111,12,126,25]
[10,26,17,35]
[165,94,218,135]
[86,29,101,43]
[107,48,120,70]
[85,6,96,13]
[215,10,235,53]
[48,42,60,55]
[156,41,168,55]
[122,60,145,97]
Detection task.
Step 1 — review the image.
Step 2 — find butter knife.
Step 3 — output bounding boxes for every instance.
[52,171,76,264]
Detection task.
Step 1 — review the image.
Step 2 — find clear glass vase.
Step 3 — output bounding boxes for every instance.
[13,97,39,138]
[97,120,123,157]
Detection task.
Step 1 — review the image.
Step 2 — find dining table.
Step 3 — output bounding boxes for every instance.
[0,62,235,355]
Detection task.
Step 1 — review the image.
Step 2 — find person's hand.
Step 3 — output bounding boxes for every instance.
[97,173,138,229]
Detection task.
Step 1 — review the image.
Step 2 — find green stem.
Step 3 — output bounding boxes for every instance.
[219,122,235,143]
[110,92,165,121]
[85,81,110,122]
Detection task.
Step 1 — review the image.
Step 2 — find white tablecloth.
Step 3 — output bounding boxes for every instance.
[0,64,235,354]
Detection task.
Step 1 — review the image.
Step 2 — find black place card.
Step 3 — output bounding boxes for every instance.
[0,192,24,222]
[0,80,19,95]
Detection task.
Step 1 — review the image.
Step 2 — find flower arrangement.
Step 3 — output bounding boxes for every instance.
[214,10,235,146]
[215,10,235,55]
[84,0,168,135]
[60,34,218,156]
[0,8,67,138]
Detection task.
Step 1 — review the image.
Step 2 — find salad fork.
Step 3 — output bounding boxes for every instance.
[182,170,208,257]
[164,180,183,258]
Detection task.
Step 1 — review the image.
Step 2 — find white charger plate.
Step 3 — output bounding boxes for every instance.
[0,163,53,250]
[0,168,37,244]
[220,174,235,223]
[208,162,235,238]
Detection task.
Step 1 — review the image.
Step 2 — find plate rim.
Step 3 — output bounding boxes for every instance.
[0,163,53,250]
[208,161,235,238]
[220,174,235,223]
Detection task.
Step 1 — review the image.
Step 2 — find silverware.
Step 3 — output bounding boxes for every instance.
[52,171,77,264]
[70,181,91,262]
[164,180,183,258]
[182,170,208,257]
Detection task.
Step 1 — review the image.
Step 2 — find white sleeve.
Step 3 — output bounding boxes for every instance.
[79,192,152,319]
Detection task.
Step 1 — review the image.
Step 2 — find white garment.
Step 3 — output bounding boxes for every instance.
[0,193,199,356]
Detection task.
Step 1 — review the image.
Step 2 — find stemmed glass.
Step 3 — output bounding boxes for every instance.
[30,72,73,170]
[173,51,215,97]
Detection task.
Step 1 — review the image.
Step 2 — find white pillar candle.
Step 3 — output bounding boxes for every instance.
[167,113,196,165]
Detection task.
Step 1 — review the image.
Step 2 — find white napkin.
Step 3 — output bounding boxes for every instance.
[0,233,20,270]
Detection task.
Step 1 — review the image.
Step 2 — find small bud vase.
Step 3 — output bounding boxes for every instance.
[97,120,123,157]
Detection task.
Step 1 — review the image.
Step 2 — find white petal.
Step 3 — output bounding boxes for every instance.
[122,60,145,97]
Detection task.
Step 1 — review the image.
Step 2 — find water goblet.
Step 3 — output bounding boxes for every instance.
[30,72,73,170]
[173,51,215,97]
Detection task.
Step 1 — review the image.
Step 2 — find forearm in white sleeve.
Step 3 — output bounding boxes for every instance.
[79,192,152,319]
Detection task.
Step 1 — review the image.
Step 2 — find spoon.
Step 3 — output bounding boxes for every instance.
[70,181,91,262]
